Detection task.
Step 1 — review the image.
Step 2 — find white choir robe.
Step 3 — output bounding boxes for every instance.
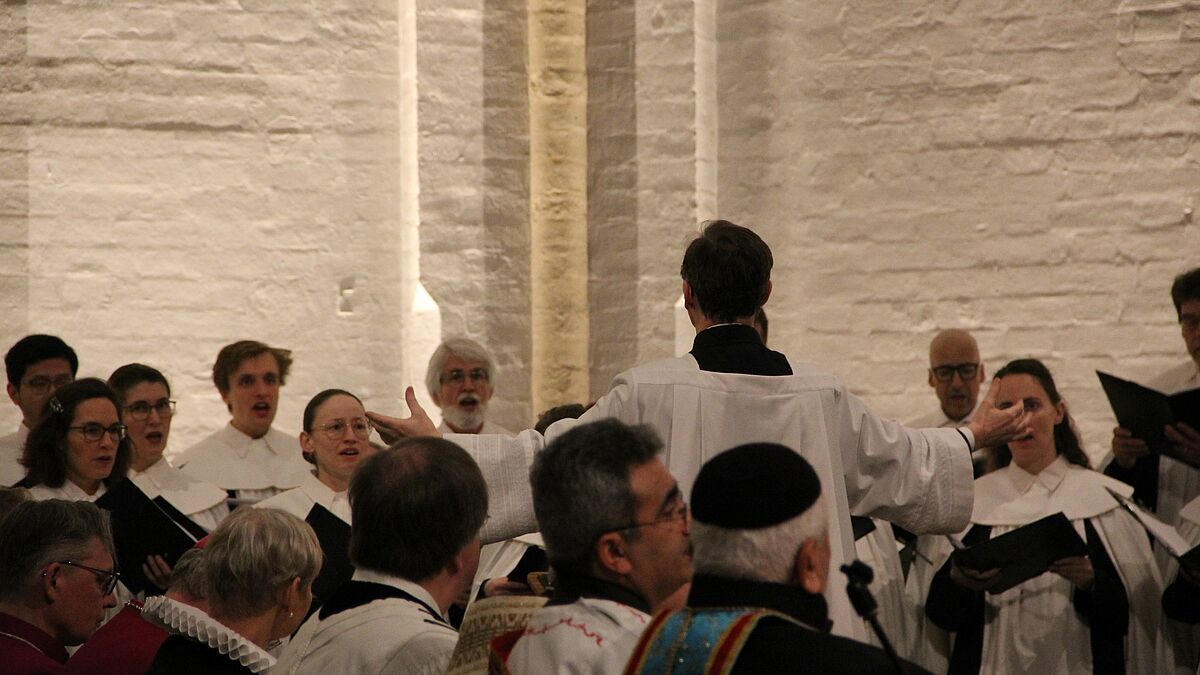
[0,423,29,486]
[130,456,229,532]
[854,520,916,659]
[1163,496,1200,674]
[448,355,975,640]
[1148,361,1200,544]
[437,419,516,436]
[505,597,650,675]
[256,470,352,524]
[917,456,1172,675]
[176,424,310,505]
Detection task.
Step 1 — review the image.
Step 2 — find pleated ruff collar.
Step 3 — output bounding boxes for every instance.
[141,596,275,673]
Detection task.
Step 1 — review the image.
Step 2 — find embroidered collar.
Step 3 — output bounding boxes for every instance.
[141,596,275,673]
[548,573,652,614]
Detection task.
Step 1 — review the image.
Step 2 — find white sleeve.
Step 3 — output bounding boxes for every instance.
[445,430,543,544]
[837,389,974,535]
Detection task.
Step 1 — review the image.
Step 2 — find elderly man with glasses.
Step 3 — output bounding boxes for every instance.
[0,499,119,674]
[425,337,514,436]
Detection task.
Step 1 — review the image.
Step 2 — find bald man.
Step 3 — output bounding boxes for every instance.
[910,330,985,430]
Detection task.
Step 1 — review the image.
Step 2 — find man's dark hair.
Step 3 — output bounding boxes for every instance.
[22,378,131,489]
[1171,267,1200,319]
[0,499,114,600]
[349,438,488,581]
[5,335,78,388]
[530,419,663,577]
[211,340,293,395]
[680,220,773,323]
[534,403,588,435]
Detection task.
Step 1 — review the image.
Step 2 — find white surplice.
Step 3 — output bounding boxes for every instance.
[437,419,515,436]
[917,456,1171,675]
[176,424,309,505]
[448,355,974,640]
[1149,361,1200,531]
[0,423,28,487]
[504,597,650,675]
[255,471,351,524]
[854,520,915,659]
[130,456,229,532]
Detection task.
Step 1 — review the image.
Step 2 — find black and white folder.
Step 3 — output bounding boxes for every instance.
[1097,371,1200,468]
[96,479,202,595]
[951,512,1088,594]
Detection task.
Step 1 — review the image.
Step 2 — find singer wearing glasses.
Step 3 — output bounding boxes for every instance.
[256,389,378,525]
[108,364,229,532]
[22,378,132,502]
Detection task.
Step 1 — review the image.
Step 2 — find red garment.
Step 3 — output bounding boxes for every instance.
[0,611,69,675]
[63,601,168,675]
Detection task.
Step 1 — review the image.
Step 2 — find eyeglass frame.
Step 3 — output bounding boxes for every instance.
[601,501,690,536]
[21,374,74,395]
[439,368,490,386]
[930,363,981,382]
[51,560,121,595]
[315,418,373,440]
[68,423,128,443]
[122,399,177,421]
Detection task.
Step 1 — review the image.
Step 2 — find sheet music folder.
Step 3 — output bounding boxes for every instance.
[951,512,1087,594]
[305,503,354,604]
[95,479,200,595]
[1097,371,1200,468]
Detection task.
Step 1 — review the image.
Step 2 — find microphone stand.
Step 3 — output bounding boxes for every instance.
[841,560,905,675]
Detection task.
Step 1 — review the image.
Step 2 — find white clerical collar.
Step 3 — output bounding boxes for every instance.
[299,471,346,511]
[31,478,108,502]
[1006,453,1069,496]
[141,596,275,673]
[217,423,284,459]
[351,568,447,622]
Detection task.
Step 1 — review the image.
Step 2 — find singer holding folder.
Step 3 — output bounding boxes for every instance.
[918,360,1170,675]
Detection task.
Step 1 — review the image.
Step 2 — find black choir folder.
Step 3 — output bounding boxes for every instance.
[951,512,1087,594]
[1097,371,1200,468]
[95,479,203,595]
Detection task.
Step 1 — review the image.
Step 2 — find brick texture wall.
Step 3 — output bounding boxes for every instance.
[718,0,1200,463]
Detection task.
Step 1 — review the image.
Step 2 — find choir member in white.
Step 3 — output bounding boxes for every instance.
[256,388,378,524]
[22,378,132,503]
[1,334,77,487]
[176,341,310,505]
[108,364,228,532]
[920,358,1172,675]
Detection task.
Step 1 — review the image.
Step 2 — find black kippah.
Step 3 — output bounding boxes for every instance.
[691,442,822,529]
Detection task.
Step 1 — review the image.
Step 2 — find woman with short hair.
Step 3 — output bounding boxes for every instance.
[108,363,229,532]
[146,507,321,674]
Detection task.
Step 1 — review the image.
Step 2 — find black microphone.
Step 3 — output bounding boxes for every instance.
[842,559,905,675]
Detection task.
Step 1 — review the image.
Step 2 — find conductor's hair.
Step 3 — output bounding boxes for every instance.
[680,220,773,324]
[1171,267,1200,319]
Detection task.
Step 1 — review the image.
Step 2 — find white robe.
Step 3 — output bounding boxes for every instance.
[176,424,309,505]
[255,470,352,525]
[1163,496,1200,674]
[276,569,458,675]
[854,520,916,659]
[449,355,975,639]
[437,419,515,436]
[129,457,228,532]
[918,456,1171,675]
[1148,361,1200,532]
[0,423,28,487]
[505,597,651,675]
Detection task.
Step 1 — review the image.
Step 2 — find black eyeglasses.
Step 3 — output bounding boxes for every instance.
[57,560,121,595]
[123,399,176,421]
[22,375,73,395]
[69,423,128,443]
[603,502,689,535]
[441,368,489,386]
[931,363,980,382]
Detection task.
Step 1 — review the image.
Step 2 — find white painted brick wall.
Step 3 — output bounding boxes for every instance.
[718,0,1200,465]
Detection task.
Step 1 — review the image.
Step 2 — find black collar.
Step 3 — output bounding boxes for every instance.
[687,574,833,633]
[318,580,449,629]
[689,324,792,376]
[547,573,652,614]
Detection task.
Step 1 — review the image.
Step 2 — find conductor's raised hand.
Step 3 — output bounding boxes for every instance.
[366,387,440,444]
[968,378,1032,450]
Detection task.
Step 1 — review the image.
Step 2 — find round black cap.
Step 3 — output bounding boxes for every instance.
[691,442,821,529]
